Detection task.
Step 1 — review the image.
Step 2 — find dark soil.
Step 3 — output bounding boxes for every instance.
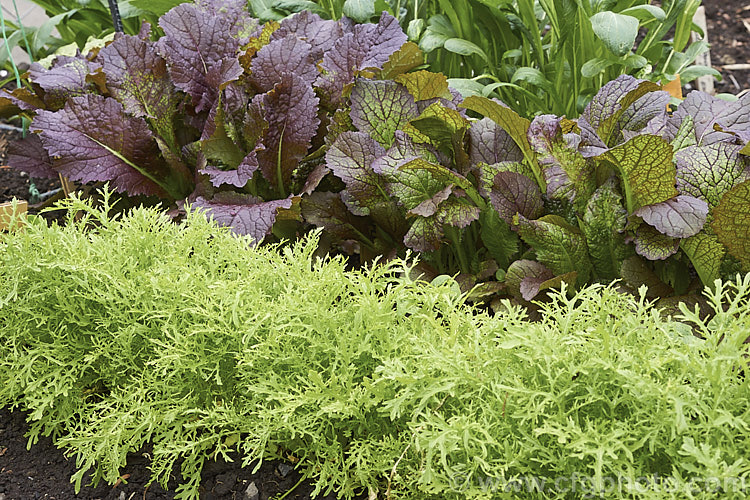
[1,3,748,499]
[705,0,750,94]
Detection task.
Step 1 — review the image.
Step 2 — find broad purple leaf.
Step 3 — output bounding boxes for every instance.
[371,130,437,175]
[614,90,670,138]
[505,260,576,301]
[317,12,407,107]
[98,31,179,147]
[249,35,317,92]
[468,117,523,167]
[301,163,330,195]
[271,11,344,61]
[192,192,293,242]
[476,161,532,198]
[670,91,750,146]
[195,0,258,37]
[31,95,172,198]
[326,131,386,215]
[403,198,479,252]
[199,151,259,187]
[488,171,544,224]
[408,185,452,217]
[255,73,320,189]
[301,191,372,242]
[578,75,660,150]
[28,57,99,109]
[350,79,418,148]
[157,3,244,112]
[633,223,679,260]
[675,142,750,207]
[527,114,593,205]
[7,134,57,179]
[633,195,708,239]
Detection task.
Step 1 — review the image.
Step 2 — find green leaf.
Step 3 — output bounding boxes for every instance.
[479,208,518,269]
[460,95,543,190]
[343,0,376,23]
[680,232,725,287]
[511,67,554,94]
[513,214,592,284]
[590,12,639,57]
[443,38,489,62]
[130,0,183,16]
[581,57,617,78]
[678,65,721,84]
[395,70,452,101]
[620,5,666,22]
[711,180,750,271]
[379,43,425,80]
[408,103,469,156]
[598,135,677,213]
[581,181,634,279]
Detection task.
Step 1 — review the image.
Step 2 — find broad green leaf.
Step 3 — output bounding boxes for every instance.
[680,232,725,287]
[678,65,721,84]
[513,214,592,284]
[633,224,679,260]
[379,42,425,79]
[395,70,452,101]
[671,115,697,152]
[343,0,376,23]
[399,158,473,191]
[511,67,554,94]
[409,103,469,155]
[620,5,666,22]
[581,57,616,78]
[711,180,750,271]
[461,95,543,190]
[443,38,489,62]
[350,80,418,149]
[581,181,634,279]
[742,143,750,156]
[590,12,639,57]
[675,143,750,208]
[598,134,677,213]
[130,0,183,16]
[479,208,518,269]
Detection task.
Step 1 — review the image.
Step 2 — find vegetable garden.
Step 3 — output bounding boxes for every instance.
[1,0,749,498]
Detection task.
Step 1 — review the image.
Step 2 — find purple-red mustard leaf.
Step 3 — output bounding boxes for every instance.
[301,191,372,243]
[326,131,387,216]
[404,216,443,252]
[438,197,480,229]
[199,150,259,188]
[527,114,593,207]
[620,256,674,297]
[271,11,344,61]
[301,163,330,195]
[249,35,317,92]
[29,57,99,109]
[505,259,566,301]
[598,134,677,213]
[578,75,660,148]
[98,32,179,148]
[513,214,591,283]
[7,134,57,179]
[195,0,257,36]
[256,73,320,191]
[157,3,243,113]
[192,192,294,242]
[0,88,45,117]
[350,79,418,148]
[614,90,670,139]
[670,91,750,146]
[632,195,708,239]
[31,95,178,198]
[675,142,750,207]
[711,180,750,271]
[632,223,679,260]
[317,12,407,107]
[488,171,544,224]
[408,185,452,217]
[476,161,532,198]
[371,130,437,174]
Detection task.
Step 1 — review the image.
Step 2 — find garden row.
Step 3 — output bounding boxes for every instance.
[1,196,750,499]
[1,1,749,313]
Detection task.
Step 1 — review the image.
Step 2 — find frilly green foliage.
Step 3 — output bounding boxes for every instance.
[1,192,750,499]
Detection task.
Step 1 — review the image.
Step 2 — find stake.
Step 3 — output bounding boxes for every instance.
[108,0,124,33]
